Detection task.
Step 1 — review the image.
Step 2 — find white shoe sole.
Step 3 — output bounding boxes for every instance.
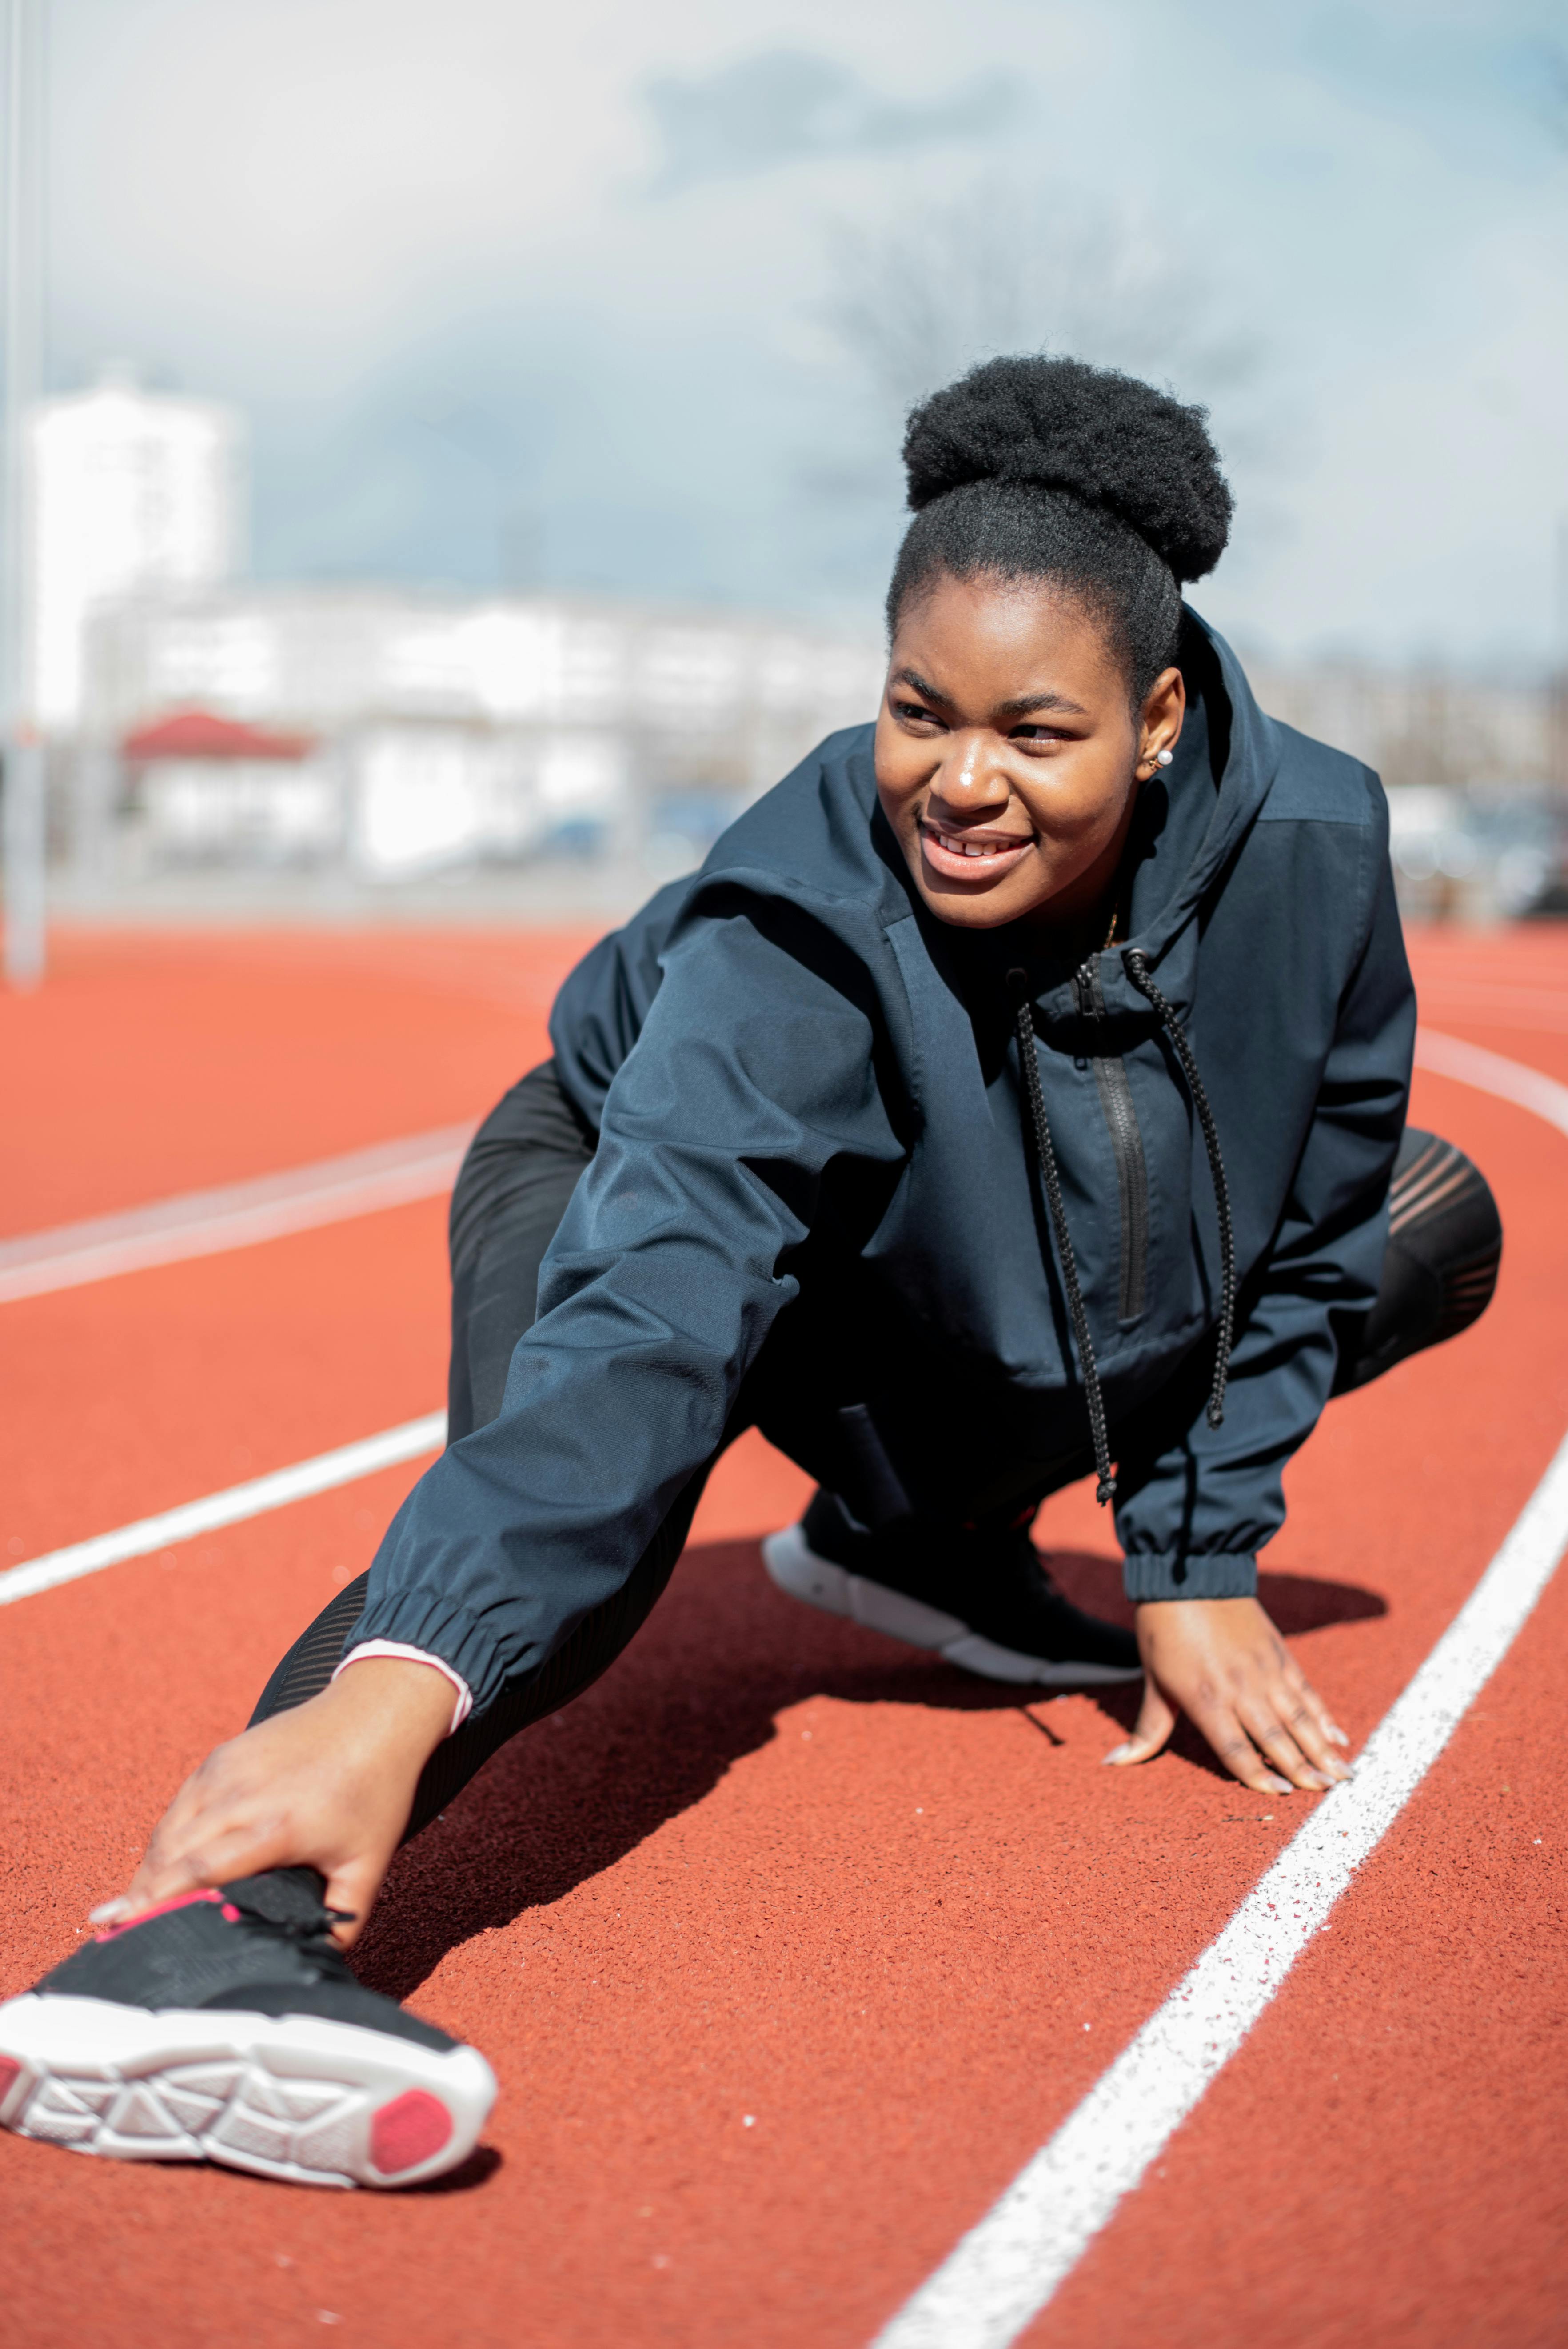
[0,1992,497,2189]
[761,1525,1142,1687]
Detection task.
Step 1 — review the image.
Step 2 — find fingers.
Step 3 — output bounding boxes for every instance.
[1270,1695,1351,1786]
[100,1822,388,1949]
[1102,1675,1177,1767]
[109,1813,296,1922]
[1255,1654,1353,1787]
[1190,1669,1354,1794]
[321,1854,392,1950]
[1281,1662,1351,1754]
[91,1734,305,1922]
[1186,1700,1295,1795]
[1233,1702,1336,1793]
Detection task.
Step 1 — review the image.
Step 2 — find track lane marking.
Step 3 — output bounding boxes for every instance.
[872,1430,1568,2349]
[0,1415,446,1606]
[872,1028,1568,2347]
[0,1126,474,1303]
[1414,1029,1568,1135]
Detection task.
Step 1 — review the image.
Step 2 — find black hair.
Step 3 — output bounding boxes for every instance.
[886,356,1233,703]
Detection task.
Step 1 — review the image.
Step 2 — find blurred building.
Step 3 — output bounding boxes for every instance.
[22,365,1561,915]
[122,709,336,865]
[26,369,245,735]
[1245,655,1564,921]
[74,587,884,882]
[1245,657,1555,798]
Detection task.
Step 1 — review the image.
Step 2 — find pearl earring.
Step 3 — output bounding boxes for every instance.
[1154,748,1173,768]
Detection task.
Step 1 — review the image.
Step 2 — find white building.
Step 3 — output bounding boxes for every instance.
[27,369,245,734]
[82,587,884,879]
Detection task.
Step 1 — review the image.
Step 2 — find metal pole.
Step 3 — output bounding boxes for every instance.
[2,0,44,989]
[1554,514,1568,806]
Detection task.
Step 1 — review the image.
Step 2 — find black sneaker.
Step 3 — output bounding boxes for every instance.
[0,1867,495,2189]
[762,1489,1142,1686]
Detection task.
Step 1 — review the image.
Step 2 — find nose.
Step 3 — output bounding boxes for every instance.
[931,729,1010,810]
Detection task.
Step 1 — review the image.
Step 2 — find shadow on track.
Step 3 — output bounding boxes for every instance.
[351,1538,1384,2003]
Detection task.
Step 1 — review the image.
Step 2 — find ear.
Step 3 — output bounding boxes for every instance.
[1135,667,1185,779]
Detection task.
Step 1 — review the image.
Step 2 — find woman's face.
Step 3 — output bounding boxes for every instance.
[874,571,1185,935]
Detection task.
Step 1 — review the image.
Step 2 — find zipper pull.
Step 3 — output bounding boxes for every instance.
[1075,959,1106,1022]
[1073,961,1096,1069]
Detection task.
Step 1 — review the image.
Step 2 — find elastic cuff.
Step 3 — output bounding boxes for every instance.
[332,1642,472,1737]
[343,1588,513,1716]
[1122,1550,1258,1602]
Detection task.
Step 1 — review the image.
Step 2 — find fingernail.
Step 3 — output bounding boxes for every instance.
[1101,1743,1136,1766]
[1328,1725,1350,1746]
[88,1898,129,1924]
[1264,1774,1293,1794]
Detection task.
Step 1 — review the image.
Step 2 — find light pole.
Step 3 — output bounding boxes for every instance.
[2,0,44,989]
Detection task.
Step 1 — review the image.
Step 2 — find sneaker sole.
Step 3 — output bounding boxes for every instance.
[761,1525,1142,1686]
[0,1992,497,2189]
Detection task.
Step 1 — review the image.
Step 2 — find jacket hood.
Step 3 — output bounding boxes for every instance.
[1133,610,1284,959]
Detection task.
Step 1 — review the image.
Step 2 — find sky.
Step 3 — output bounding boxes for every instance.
[37,0,1568,667]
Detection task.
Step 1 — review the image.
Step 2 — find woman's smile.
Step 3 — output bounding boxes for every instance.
[918,811,1036,880]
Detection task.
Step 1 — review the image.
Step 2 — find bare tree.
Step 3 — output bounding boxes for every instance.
[818,178,1263,421]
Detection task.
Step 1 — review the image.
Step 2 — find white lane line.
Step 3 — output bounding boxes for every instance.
[1415,1028,1568,1137]
[0,1126,475,1304]
[873,1027,1568,2349]
[0,1414,446,1608]
[873,1430,1568,2349]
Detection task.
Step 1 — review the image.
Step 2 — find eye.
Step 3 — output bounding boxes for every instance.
[1009,723,1069,744]
[893,698,943,727]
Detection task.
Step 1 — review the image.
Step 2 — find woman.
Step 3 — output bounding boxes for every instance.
[0,359,1500,2189]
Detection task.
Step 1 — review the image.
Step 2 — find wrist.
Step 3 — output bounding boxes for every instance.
[1134,1595,1260,1615]
[322,1655,456,1766]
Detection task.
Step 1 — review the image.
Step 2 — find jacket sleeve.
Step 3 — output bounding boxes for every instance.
[345,896,906,1714]
[1113,843,1416,1602]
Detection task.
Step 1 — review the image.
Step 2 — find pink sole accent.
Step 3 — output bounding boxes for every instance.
[370,2088,452,2175]
[0,2055,20,2106]
[94,1888,223,1942]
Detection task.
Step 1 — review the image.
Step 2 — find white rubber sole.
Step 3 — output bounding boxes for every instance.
[761,1525,1142,1687]
[0,1992,497,2189]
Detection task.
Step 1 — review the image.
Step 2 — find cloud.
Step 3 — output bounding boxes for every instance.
[38,0,1568,661]
[641,49,1011,192]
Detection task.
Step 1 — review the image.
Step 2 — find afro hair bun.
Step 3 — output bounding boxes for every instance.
[901,355,1232,585]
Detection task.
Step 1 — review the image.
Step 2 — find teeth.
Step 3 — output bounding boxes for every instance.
[931,830,1012,859]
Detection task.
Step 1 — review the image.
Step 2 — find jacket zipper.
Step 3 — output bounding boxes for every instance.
[1075,957,1149,1322]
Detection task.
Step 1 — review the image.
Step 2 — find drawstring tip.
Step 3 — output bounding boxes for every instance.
[1206,1402,1225,1430]
[1095,1474,1117,1506]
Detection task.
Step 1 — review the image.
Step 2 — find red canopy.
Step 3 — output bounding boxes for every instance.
[122,710,315,763]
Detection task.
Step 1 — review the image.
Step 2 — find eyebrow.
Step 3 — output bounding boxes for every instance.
[890,667,1089,721]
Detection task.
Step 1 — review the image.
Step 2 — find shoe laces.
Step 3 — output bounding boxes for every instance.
[223,1891,357,1974]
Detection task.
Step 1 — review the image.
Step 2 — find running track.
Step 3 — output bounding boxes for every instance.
[0,923,1562,2348]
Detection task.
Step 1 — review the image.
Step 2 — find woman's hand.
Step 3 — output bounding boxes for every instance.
[91,1659,456,1947]
[1104,1597,1352,1794]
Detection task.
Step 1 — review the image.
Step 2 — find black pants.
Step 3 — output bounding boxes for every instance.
[251,1064,1502,1841]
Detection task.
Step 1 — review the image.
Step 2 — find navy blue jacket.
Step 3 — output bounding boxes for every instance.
[351,614,1415,1715]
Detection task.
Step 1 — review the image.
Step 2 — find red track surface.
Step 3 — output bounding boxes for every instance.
[0,923,1563,2348]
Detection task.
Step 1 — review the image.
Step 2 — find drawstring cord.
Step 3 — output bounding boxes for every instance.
[1123,948,1236,1429]
[1008,971,1117,1505]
